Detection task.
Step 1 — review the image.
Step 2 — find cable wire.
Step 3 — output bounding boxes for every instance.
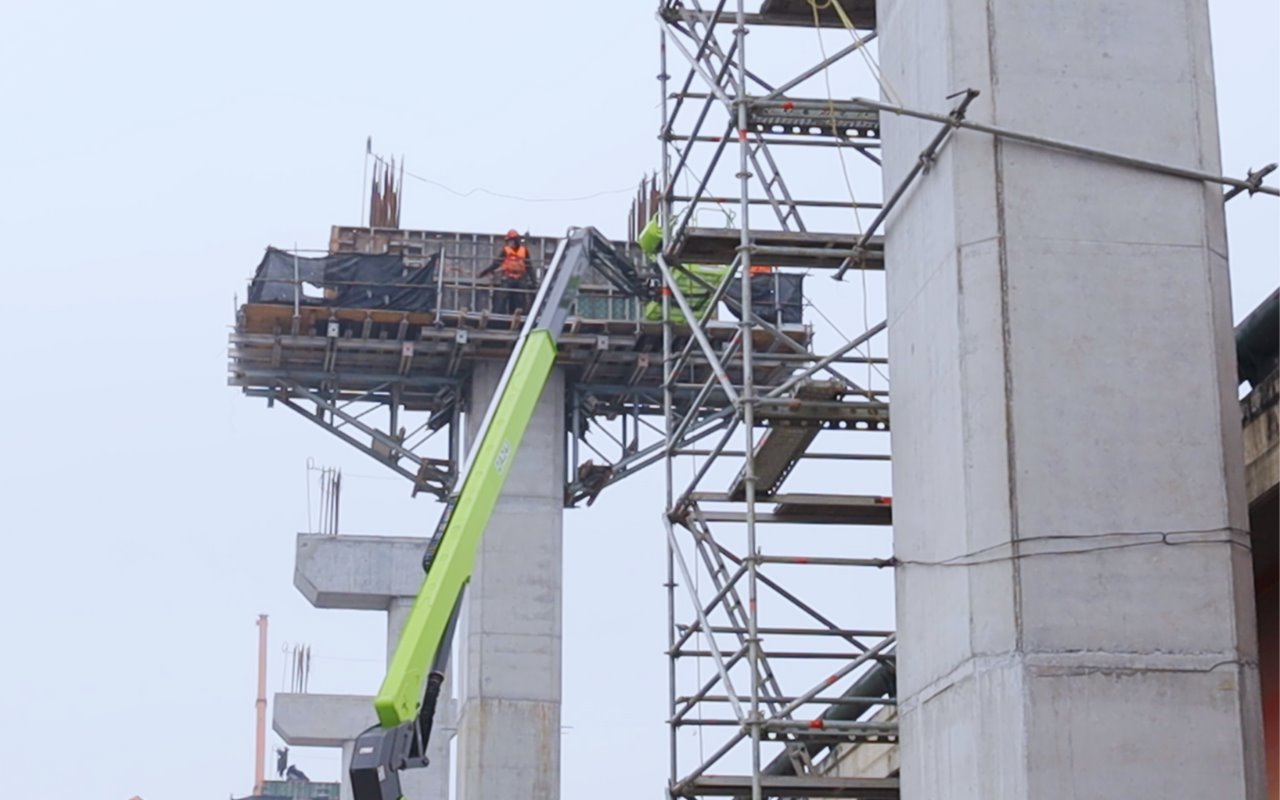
[370,153,636,205]
[892,527,1251,569]
[806,1,883,389]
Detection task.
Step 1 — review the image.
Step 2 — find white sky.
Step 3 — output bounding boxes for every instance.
[0,2,1275,799]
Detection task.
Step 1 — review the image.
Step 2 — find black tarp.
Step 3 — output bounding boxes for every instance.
[1236,288,1279,388]
[724,272,805,324]
[248,247,439,312]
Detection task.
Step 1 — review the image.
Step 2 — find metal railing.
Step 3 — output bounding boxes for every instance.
[244,244,646,323]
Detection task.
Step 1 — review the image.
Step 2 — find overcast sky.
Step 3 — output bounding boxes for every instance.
[0,2,1276,799]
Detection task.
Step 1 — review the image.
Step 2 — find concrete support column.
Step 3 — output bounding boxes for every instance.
[880,1,1265,797]
[390,598,454,800]
[456,362,564,800]
[339,742,355,800]
[388,597,415,666]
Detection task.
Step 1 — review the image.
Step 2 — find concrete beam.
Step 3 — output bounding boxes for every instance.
[272,693,373,747]
[293,534,427,610]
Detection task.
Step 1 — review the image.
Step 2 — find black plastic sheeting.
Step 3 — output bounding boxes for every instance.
[1236,288,1279,388]
[724,272,805,324]
[248,247,439,312]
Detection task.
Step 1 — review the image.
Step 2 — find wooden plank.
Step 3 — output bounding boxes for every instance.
[676,227,885,270]
[757,0,875,29]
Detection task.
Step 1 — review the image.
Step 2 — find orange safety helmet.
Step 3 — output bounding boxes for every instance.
[505,228,520,239]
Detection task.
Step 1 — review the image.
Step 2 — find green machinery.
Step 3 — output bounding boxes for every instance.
[349,228,640,800]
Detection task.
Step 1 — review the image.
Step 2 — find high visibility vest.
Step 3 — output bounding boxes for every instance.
[500,245,529,279]
[749,264,773,276]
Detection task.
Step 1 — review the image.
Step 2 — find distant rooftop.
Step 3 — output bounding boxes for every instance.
[233,780,340,800]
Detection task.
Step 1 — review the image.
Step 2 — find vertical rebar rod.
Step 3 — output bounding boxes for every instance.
[292,243,300,320]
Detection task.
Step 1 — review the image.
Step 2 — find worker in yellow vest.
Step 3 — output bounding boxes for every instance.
[480,229,533,316]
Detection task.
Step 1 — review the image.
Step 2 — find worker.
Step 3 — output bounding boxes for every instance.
[480,229,532,316]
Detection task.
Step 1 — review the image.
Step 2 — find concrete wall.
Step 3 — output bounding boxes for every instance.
[455,362,564,800]
[880,0,1266,796]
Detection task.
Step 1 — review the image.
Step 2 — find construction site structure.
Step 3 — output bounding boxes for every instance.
[879,0,1269,796]
[227,0,1279,797]
[228,216,852,798]
[654,1,1277,796]
[650,2,901,797]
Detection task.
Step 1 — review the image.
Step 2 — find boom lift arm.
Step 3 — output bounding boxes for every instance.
[350,228,636,800]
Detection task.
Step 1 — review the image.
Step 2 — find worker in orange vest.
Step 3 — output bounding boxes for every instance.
[480,229,533,316]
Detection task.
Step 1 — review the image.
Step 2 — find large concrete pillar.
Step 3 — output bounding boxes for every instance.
[880,1,1266,797]
[456,362,564,800]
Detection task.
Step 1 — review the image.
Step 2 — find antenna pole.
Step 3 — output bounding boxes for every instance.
[254,614,269,794]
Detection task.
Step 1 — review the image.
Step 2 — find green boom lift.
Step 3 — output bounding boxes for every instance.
[349,227,641,800]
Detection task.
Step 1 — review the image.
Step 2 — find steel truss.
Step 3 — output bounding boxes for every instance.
[655,2,900,798]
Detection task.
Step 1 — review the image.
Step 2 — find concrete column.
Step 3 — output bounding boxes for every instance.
[339,742,355,800]
[276,534,455,799]
[455,362,564,800]
[389,596,453,800]
[880,1,1265,797]
[387,597,415,666]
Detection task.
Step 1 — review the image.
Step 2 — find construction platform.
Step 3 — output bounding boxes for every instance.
[662,0,876,31]
[674,228,884,270]
[228,225,882,500]
[231,226,814,413]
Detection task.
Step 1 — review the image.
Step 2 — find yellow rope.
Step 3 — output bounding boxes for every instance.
[807,0,886,388]
[806,0,902,106]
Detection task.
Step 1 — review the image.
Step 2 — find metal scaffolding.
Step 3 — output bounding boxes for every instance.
[653,2,899,797]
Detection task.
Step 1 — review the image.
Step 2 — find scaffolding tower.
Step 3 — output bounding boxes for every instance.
[652,2,899,797]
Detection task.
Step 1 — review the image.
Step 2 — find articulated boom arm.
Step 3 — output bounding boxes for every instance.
[350,228,614,800]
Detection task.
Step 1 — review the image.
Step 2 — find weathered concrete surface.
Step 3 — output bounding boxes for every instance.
[274,693,374,747]
[294,533,425,610]
[455,362,564,800]
[880,0,1266,797]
